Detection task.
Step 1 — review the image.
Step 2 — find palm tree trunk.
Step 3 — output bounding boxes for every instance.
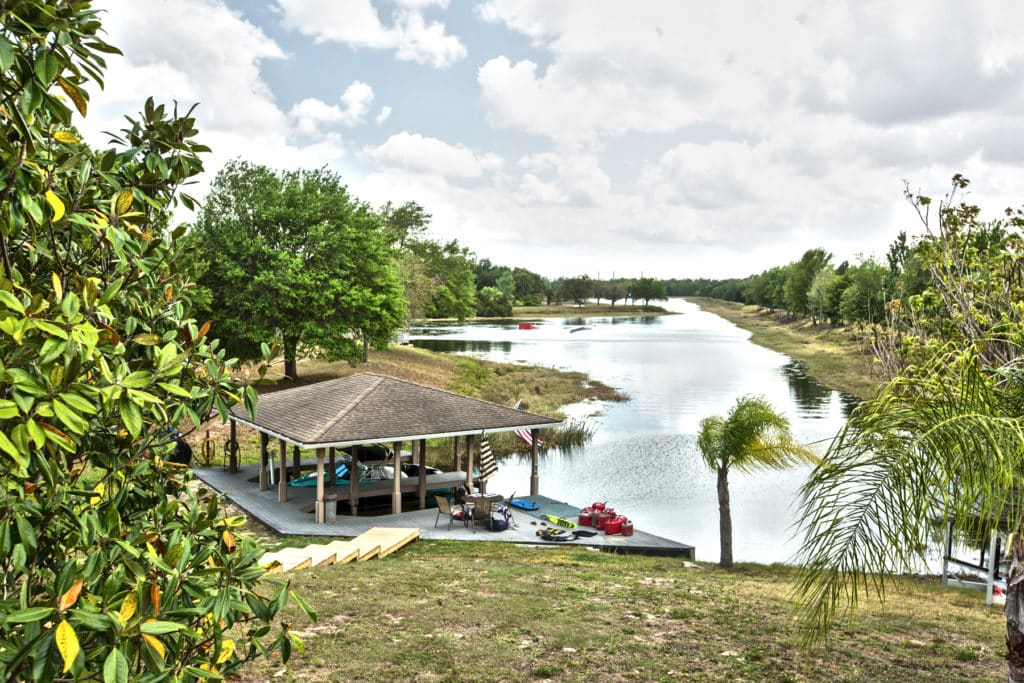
[718,465,733,568]
[1007,537,1024,682]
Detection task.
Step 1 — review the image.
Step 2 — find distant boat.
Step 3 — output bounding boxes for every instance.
[518,322,536,330]
[569,326,590,333]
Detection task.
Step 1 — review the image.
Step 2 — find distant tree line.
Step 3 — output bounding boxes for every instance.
[661,229,974,328]
[185,162,670,377]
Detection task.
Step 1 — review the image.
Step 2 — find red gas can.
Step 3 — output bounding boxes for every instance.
[595,512,609,530]
[579,507,594,526]
[604,515,624,535]
[621,519,634,536]
[592,502,606,512]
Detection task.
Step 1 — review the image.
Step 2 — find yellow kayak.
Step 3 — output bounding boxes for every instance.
[542,513,577,529]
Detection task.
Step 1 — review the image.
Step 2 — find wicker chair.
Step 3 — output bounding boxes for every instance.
[434,495,466,530]
[469,498,493,533]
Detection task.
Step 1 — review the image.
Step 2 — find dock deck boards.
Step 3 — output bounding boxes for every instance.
[195,464,694,558]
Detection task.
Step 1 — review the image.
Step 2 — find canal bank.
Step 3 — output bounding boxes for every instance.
[684,297,880,400]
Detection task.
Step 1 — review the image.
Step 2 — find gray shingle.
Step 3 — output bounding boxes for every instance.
[229,373,562,447]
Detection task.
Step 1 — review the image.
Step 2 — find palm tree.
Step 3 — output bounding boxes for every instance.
[794,348,1024,679]
[697,396,816,568]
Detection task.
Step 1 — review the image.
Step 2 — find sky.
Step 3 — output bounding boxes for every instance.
[79,0,1024,280]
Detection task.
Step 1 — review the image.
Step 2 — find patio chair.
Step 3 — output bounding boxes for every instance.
[434,495,466,531]
[470,498,494,533]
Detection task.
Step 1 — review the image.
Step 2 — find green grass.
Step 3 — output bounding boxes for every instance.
[235,540,1005,682]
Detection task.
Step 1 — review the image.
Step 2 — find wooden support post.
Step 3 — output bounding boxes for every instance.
[228,420,238,472]
[350,445,360,516]
[328,447,336,486]
[466,434,475,491]
[530,429,540,496]
[315,448,326,524]
[453,436,460,471]
[278,439,287,503]
[259,432,269,491]
[391,441,403,515]
[418,438,427,509]
[292,445,301,479]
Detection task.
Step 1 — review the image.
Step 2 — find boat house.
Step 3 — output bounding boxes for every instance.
[224,373,562,523]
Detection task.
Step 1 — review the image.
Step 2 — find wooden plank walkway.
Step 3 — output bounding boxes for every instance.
[194,464,694,558]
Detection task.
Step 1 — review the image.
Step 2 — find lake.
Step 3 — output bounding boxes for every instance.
[409,298,857,565]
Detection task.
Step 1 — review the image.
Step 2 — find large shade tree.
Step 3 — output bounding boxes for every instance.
[190,162,406,378]
[698,396,814,568]
[0,2,309,679]
[794,176,1024,681]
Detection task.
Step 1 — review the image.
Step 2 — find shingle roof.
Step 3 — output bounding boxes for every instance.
[229,373,562,448]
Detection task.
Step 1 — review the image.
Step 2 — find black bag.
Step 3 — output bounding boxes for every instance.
[169,437,193,465]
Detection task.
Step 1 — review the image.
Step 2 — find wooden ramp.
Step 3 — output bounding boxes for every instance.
[260,527,419,574]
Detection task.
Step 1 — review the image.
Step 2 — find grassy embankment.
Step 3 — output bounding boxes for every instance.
[687,297,881,400]
[238,541,1005,682]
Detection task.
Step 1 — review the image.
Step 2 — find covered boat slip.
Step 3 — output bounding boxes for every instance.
[191,463,695,558]
[224,373,561,522]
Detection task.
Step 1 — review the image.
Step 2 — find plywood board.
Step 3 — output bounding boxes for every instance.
[354,527,420,558]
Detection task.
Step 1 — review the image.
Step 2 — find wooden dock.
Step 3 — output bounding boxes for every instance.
[194,464,694,558]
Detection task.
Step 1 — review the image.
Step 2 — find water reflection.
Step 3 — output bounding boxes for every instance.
[408,298,854,565]
[413,339,513,354]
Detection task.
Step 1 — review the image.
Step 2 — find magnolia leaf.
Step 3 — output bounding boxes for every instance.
[141,632,165,659]
[140,619,185,635]
[51,272,63,300]
[5,607,54,623]
[59,579,84,611]
[150,582,160,613]
[56,76,87,116]
[56,620,80,673]
[103,647,128,683]
[216,639,235,664]
[118,591,137,624]
[54,130,80,144]
[221,529,236,552]
[115,190,133,216]
[132,333,161,346]
[45,191,65,222]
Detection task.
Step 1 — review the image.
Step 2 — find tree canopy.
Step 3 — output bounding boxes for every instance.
[0,2,306,678]
[190,161,406,378]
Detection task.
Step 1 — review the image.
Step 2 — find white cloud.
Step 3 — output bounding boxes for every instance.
[376,106,393,124]
[276,0,466,67]
[288,81,376,135]
[361,132,502,178]
[514,151,610,206]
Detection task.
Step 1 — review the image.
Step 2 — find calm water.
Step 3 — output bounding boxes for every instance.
[409,299,856,564]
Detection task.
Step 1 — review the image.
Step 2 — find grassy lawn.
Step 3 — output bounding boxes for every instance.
[686,298,881,400]
[237,540,1005,682]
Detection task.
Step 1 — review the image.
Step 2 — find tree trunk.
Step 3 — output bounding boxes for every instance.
[283,335,298,380]
[362,332,369,364]
[1007,537,1024,682]
[718,465,733,568]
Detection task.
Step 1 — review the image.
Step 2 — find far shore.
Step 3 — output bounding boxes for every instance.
[686,297,880,400]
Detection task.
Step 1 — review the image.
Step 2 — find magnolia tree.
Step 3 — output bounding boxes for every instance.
[0,3,310,680]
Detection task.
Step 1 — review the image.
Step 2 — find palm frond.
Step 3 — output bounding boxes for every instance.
[793,348,1024,642]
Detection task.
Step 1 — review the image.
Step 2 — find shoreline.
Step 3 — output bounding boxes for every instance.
[686,297,880,400]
